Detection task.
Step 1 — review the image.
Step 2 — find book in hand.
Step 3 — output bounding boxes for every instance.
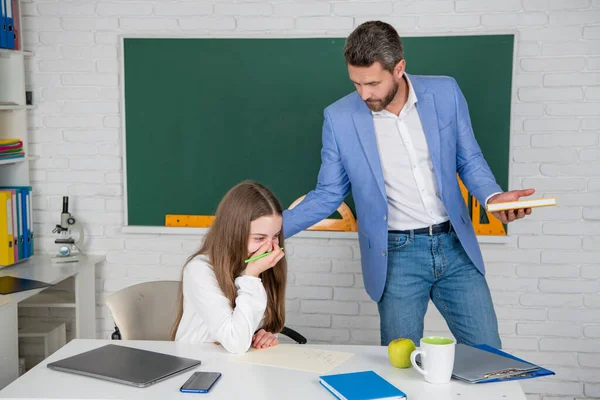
[486,197,556,212]
[319,370,407,400]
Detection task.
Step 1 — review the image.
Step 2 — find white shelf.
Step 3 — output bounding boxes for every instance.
[0,49,32,57]
[0,157,28,166]
[18,321,66,338]
[0,19,31,194]
[18,290,76,308]
[0,105,36,111]
[0,105,25,111]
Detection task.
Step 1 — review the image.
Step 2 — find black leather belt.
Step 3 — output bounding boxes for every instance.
[389,220,452,236]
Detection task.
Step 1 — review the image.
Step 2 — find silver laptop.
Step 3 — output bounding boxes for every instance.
[47,344,201,388]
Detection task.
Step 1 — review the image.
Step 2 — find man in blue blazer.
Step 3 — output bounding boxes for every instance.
[283,21,533,348]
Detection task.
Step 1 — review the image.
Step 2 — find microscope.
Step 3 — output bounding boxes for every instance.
[52,196,85,264]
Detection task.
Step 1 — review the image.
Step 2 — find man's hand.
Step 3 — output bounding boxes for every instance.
[252,329,279,349]
[487,188,535,223]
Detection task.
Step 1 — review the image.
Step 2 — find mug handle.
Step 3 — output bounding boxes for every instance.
[410,348,427,376]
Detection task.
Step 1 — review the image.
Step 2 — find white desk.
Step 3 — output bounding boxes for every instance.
[0,255,104,390]
[0,339,527,400]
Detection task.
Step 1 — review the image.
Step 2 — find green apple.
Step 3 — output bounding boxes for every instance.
[387,337,416,368]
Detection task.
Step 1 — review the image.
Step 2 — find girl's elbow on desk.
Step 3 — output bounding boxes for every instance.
[221,338,252,354]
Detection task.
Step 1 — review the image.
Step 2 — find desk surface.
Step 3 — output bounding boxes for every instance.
[0,255,104,307]
[0,339,527,400]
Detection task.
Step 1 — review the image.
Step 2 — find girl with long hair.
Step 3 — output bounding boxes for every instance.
[171,181,287,354]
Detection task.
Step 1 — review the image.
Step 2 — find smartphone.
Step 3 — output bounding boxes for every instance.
[180,372,222,393]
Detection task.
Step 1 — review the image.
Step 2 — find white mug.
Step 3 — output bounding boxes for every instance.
[410,336,455,384]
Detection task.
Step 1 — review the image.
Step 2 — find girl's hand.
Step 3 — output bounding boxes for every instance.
[252,329,279,349]
[244,242,284,278]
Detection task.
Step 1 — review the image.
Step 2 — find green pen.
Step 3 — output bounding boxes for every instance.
[244,247,284,263]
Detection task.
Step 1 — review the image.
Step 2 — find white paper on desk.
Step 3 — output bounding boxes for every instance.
[234,344,354,374]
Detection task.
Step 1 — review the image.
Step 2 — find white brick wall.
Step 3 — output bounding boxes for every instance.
[23,1,600,398]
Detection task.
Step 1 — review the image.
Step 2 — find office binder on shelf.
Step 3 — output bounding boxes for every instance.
[11,0,18,50]
[0,0,6,49]
[25,187,32,256]
[0,187,21,259]
[20,187,28,257]
[17,187,30,258]
[472,344,555,383]
[4,0,13,49]
[0,191,14,266]
[0,186,32,260]
[0,188,22,261]
[6,189,19,262]
[14,189,22,260]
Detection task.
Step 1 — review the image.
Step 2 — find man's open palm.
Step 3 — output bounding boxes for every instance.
[487,188,535,223]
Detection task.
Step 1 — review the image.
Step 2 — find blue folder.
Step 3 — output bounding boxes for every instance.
[473,344,555,383]
[320,370,407,400]
[14,189,22,260]
[1,0,6,49]
[4,0,13,49]
[20,187,29,258]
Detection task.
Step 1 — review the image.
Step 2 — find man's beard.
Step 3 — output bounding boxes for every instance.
[365,81,399,112]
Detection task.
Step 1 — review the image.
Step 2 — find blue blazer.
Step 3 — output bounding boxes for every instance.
[283,74,502,303]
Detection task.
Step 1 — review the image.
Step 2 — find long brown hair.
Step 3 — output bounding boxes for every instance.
[170,181,287,340]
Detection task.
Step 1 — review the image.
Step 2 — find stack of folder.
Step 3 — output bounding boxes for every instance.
[0,139,25,160]
[0,186,34,267]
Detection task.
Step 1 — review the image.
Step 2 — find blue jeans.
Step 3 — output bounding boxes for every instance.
[377,229,501,349]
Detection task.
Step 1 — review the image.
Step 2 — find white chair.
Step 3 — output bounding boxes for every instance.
[105,280,180,341]
[105,280,307,344]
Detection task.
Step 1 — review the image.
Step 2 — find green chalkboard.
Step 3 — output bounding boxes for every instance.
[123,35,513,226]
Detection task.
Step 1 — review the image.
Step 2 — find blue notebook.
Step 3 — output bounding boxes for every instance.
[319,370,407,400]
[473,344,555,383]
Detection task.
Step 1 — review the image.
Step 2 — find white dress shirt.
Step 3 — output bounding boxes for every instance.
[372,74,449,230]
[175,255,267,354]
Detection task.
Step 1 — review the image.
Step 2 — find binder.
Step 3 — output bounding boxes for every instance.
[6,189,19,262]
[25,187,32,256]
[4,0,13,49]
[16,189,23,259]
[1,0,6,49]
[29,188,33,255]
[11,0,18,50]
[17,189,27,259]
[0,191,15,266]
[472,344,555,383]
[20,188,28,258]
[0,186,32,259]
[451,343,549,384]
